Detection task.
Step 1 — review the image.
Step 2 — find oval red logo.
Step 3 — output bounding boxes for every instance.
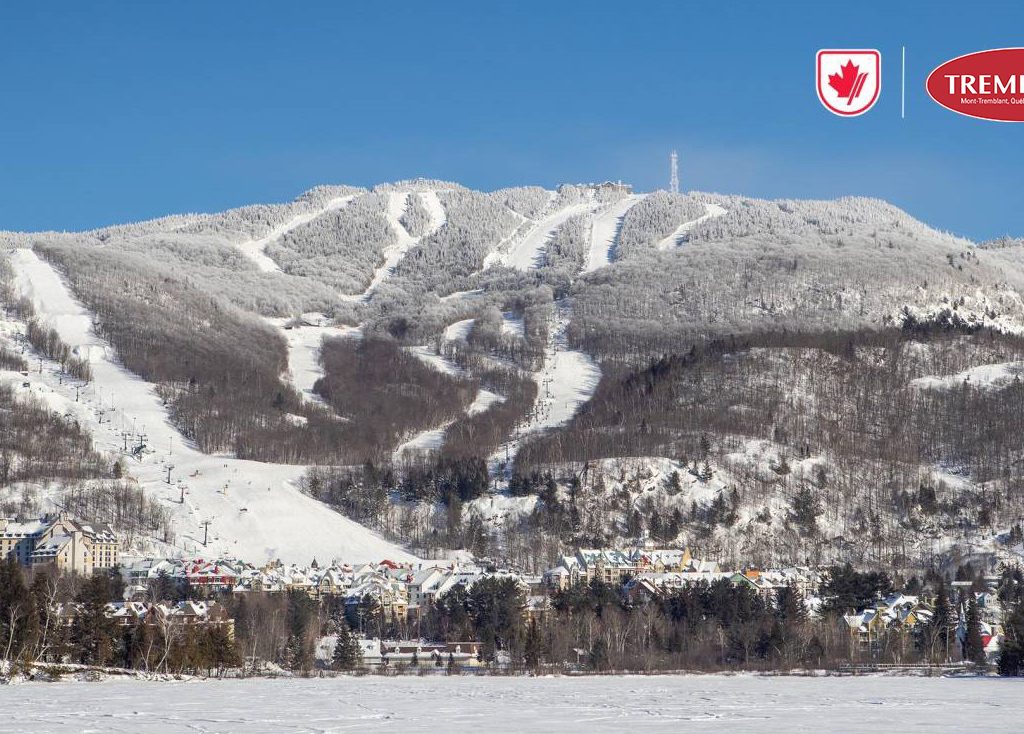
[926,48,1024,121]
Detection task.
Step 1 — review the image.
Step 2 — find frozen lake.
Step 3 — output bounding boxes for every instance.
[2,673,1022,733]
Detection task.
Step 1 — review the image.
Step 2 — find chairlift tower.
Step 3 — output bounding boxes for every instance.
[669,150,679,194]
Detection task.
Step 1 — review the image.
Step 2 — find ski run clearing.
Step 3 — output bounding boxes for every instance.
[584,194,647,273]
[911,361,1024,391]
[656,202,728,250]
[393,344,505,459]
[343,190,447,303]
[2,248,415,565]
[4,674,1022,733]
[490,302,600,476]
[235,194,357,273]
[265,314,360,407]
[490,200,596,271]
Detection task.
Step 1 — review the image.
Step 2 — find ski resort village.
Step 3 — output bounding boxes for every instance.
[3,176,1024,683]
[0,505,1015,677]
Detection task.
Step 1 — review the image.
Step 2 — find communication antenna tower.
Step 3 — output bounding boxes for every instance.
[669,150,679,194]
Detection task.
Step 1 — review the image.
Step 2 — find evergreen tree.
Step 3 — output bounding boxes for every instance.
[331,622,362,671]
[0,558,37,661]
[71,574,117,666]
[589,637,609,671]
[927,580,955,663]
[667,471,682,496]
[998,604,1024,676]
[963,597,987,665]
[523,618,542,670]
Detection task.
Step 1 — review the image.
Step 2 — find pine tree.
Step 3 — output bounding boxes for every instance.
[71,574,116,666]
[963,597,987,666]
[523,618,542,670]
[331,623,362,671]
[929,581,955,663]
[589,637,609,671]
[998,603,1024,676]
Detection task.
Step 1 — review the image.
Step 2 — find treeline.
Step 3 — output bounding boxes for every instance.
[0,383,108,486]
[314,336,476,458]
[60,479,174,546]
[569,194,1018,359]
[515,327,1024,568]
[302,457,493,558]
[5,561,1021,677]
[35,243,355,465]
[24,320,92,381]
[0,257,91,380]
[0,563,239,676]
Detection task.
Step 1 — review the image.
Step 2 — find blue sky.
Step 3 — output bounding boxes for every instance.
[0,1,1021,240]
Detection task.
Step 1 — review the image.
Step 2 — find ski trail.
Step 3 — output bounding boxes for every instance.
[393,320,510,461]
[341,190,447,303]
[656,203,728,250]
[489,300,600,477]
[235,195,358,273]
[584,194,647,273]
[404,345,465,377]
[492,201,596,271]
[392,388,504,461]
[266,314,361,406]
[443,318,475,342]
[4,249,416,564]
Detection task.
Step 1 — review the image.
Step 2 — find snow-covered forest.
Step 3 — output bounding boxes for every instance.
[3,178,1024,572]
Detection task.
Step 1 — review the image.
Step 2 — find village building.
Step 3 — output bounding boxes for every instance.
[1,512,120,575]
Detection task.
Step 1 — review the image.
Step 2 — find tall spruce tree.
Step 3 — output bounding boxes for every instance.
[331,623,362,671]
[998,604,1024,676]
[962,597,987,666]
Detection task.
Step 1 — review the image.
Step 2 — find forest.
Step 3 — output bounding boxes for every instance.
[2,560,1023,677]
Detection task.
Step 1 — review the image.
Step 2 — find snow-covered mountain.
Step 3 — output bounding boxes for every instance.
[2,178,1023,572]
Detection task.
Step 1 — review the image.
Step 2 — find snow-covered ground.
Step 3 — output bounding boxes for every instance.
[490,301,600,475]
[584,194,646,273]
[443,318,475,342]
[500,312,525,339]
[266,314,360,406]
[3,249,414,564]
[493,201,595,270]
[404,345,465,377]
[911,361,1024,391]
[656,202,728,250]
[5,675,1022,733]
[235,195,358,273]
[342,190,447,303]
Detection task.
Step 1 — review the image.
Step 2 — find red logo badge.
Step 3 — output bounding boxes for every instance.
[926,48,1024,122]
[816,50,881,116]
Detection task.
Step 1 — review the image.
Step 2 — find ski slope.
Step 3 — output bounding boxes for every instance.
[235,195,358,273]
[443,318,475,342]
[584,194,646,273]
[490,301,600,476]
[392,389,504,460]
[8,674,1020,734]
[342,190,447,303]
[266,314,360,406]
[656,202,728,250]
[496,201,595,270]
[4,249,415,564]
